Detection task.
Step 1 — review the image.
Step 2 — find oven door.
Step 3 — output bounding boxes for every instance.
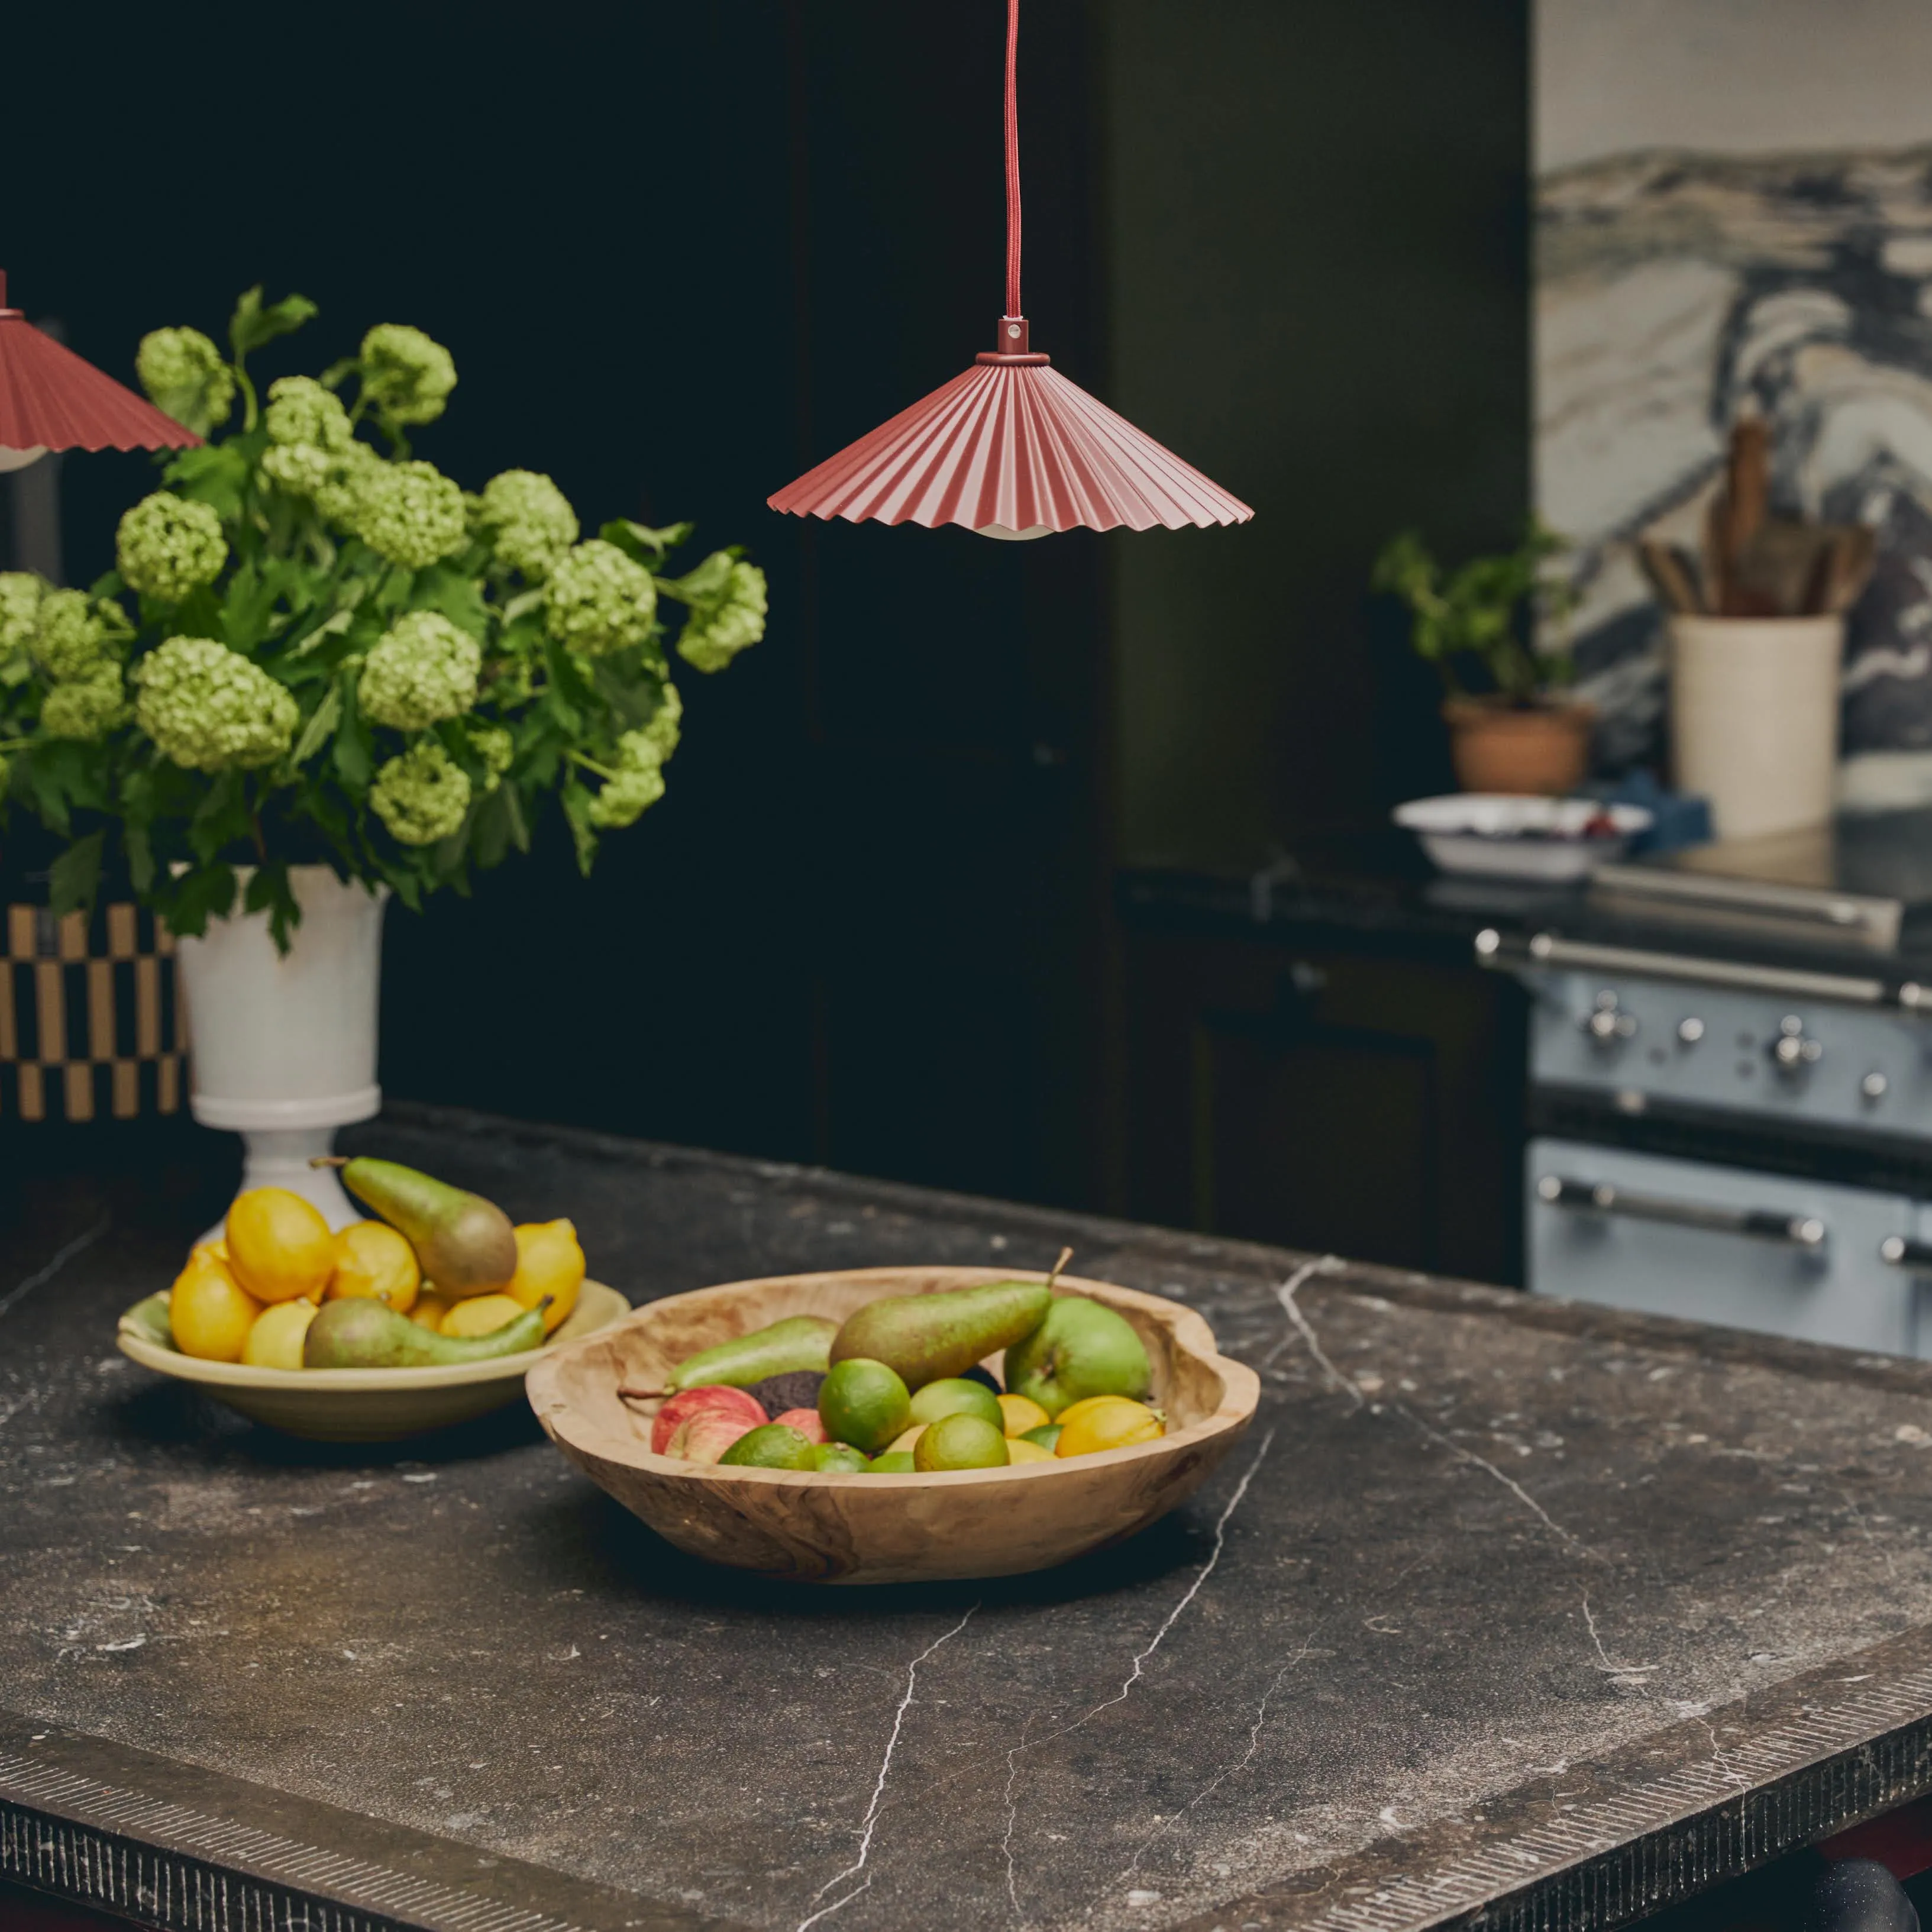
[1529,1136,1924,1356]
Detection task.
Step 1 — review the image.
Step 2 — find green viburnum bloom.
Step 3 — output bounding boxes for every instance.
[117,493,228,602]
[39,661,127,741]
[28,589,111,681]
[544,539,657,656]
[0,573,42,656]
[359,324,457,427]
[135,328,235,437]
[586,728,670,829]
[674,557,768,674]
[370,738,471,845]
[133,636,299,771]
[352,460,468,569]
[470,723,513,790]
[357,610,481,731]
[308,441,383,525]
[637,680,681,763]
[477,470,579,580]
[259,441,336,498]
[263,375,353,452]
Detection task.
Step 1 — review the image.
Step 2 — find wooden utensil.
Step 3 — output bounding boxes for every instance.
[1638,539,1705,615]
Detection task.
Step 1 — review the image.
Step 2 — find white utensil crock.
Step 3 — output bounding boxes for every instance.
[171,865,388,1233]
[1669,615,1844,842]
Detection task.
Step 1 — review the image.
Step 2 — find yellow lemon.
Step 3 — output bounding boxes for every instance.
[1054,1395,1165,1458]
[888,1424,927,1455]
[328,1220,421,1313]
[225,1188,335,1304]
[1005,1436,1055,1464]
[169,1251,262,1362]
[440,1293,527,1339]
[411,1291,454,1331]
[506,1219,585,1333]
[241,1298,319,1371]
[997,1393,1051,1438]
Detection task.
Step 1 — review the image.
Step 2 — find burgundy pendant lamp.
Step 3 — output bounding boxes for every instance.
[0,270,202,473]
[768,0,1252,540]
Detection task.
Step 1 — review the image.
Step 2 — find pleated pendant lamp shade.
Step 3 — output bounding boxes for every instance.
[0,271,202,471]
[769,2,1251,540]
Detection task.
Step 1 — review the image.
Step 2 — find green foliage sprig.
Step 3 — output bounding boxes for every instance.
[0,290,766,949]
[1371,521,1576,704]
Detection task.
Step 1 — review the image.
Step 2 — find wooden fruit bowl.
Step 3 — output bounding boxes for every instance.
[526,1267,1261,1585]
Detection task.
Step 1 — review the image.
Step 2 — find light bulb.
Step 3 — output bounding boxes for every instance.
[0,445,47,473]
[975,523,1052,541]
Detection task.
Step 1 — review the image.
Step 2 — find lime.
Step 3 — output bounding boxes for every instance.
[812,1442,870,1474]
[867,1451,916,1473]
[1021,1423,1062,1452]
[718,1423,818,1470]
[1005,1437,1055,1465]
[907,1377,1004,1432]
[818,1358,911,1455]
[913,1413,1009,1471]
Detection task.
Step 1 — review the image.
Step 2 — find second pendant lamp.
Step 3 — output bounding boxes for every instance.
[768,0,1252,541]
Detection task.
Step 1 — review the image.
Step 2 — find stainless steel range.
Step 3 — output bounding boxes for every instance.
[1476,810,1932,1357]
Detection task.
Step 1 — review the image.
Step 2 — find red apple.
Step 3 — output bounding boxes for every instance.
[669,1409,761,1463]
[651,1384,766,1455]
[772,1407,829,1444]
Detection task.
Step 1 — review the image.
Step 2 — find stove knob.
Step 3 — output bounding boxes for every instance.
[1677,1017,1705,1045]
[1582,991,1637,1047]
[1862,1070,1889,1101]
[1769,1015,1823,1076]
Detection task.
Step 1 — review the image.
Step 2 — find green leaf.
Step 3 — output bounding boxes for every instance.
[288,683,343,766]
[560,780,597,876]
[600,519,694,567]
[47,831,105,916]
[125,819,155,895]
[163,442,253,523]
[333,671,374,788]
[230,287,319,361]
[161,862,238,939]
[412,564,491,641]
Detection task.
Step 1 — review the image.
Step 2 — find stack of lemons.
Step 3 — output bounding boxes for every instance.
[168,1190,585,1367]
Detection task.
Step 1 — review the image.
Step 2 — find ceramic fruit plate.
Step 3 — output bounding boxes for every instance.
[117,1281,629,1442]
[1394,794,1654,881]
[526,1267,1261,1585]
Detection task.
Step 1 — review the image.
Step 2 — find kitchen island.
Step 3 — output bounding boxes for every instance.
[7,1106,1932,1932]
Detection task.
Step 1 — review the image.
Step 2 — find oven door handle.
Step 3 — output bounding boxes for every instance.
[1536,1175,1828,1249]
[1879,1235,1932,1270]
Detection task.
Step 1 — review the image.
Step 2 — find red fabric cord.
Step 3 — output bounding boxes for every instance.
[1004,0,1022,318]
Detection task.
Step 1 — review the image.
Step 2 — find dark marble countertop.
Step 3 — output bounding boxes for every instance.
[10,1106,1932,1932]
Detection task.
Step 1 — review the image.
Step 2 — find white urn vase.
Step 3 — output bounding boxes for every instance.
[172,865,389,1234]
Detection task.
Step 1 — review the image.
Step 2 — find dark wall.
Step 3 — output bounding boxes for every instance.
[1104,0,1532,869]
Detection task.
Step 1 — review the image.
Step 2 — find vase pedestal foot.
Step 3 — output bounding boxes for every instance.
[198,1126,363,1245]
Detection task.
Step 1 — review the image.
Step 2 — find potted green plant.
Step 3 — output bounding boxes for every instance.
[1371,522,1588,795]
[0,289,767,1222]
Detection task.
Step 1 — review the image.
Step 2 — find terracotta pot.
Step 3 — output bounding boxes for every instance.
[1443,697,1594,796]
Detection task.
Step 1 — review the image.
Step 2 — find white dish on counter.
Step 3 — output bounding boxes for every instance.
[1394,795,1653,881]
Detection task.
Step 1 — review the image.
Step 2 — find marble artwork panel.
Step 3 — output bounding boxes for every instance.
[1535,0,1932,803]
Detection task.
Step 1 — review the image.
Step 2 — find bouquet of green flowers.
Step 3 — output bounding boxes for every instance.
[0,289,766,946]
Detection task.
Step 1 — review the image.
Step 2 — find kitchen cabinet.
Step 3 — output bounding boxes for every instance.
[1123,926,1528,1284]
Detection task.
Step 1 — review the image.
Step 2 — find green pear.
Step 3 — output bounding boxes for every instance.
[1003,1296,1151,1417]
[319,1157,518,1298]
[667,1316,838,1393]
[302,1295,547,1368]
[830,1280,1051,1390]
